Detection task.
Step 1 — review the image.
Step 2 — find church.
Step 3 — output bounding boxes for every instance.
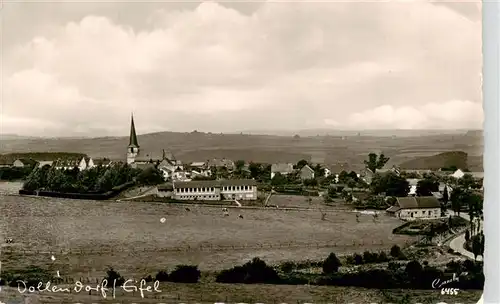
[126,114,186,180]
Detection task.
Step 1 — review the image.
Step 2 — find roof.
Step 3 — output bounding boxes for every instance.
[158,183,174,191]
[396,196,441,209]
[15,158,38,166]
[386,205,401,213]
[191,162,206,167]
[93,158,112,166]
[301,165,314,173]
[38,161,54,167]
[207,158,234,168]
[173,179,257,189]
[271,163,294,173]
[129,114,140,148]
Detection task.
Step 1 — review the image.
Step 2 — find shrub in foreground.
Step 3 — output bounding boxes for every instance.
[216,257,280,284]
[168,265,201,283]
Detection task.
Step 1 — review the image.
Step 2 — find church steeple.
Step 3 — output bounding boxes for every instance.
[126,113,140,165]
[129,113,139,148]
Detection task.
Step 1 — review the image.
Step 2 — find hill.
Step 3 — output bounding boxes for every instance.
[398,151,471,171]
[0,131,483,171]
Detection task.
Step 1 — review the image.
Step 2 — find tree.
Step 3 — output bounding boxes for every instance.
[370,172,410,197]
[465,229,470,242]
[443,185,449,204]
[322,253,341,274]
[364,153,390,173]
[390,245,402,258]
[296,159,308,169]
[338,171,350,184]
[271,172,287,186]
[459,173,476,190]
[450,187,464,216]
[416,178,439,196]
[235,160,245,172]
[136,167,165,185]
[472,235,482,261]
[346,178,357,193]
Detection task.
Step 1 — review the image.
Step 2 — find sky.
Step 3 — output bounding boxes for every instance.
[0,0,483,137]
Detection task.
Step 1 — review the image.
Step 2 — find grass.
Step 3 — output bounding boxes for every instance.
[1,194,414,279]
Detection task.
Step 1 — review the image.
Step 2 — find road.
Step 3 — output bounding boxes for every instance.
[447,210,483,261]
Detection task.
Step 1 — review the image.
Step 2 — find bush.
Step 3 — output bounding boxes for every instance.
[168,265,201,283]
[280,261,295,273]
[345,255,355,265]
[405,261,423,281]
[390,245,402,258]
[353,253,363,265]
[216,257,281,284]
[155,270,169,282]
[378,251,389,262]
[323,253,341,274]
[104,267,125,285]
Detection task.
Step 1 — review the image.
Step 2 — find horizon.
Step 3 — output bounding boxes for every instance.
[0,127,483,140]
[1,1,482,137]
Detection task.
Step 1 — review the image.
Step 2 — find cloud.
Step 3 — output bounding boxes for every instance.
[345,100,483,129]
[1,0,482,136]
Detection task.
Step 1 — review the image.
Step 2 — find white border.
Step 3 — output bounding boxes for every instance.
[482,1,499,303]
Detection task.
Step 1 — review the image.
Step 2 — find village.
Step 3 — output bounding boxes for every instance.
[0,116,485,304]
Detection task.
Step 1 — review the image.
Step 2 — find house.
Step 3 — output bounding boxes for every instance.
[386,196,441,220]
[360,168,375,184]
[93,158,113,167]
[451,169,465,179]
[168,179,258,201]
[78,157,95,171]
[37,161,54,169]
[270,163,294,179]
[54,159,80,170]
[156,183,174,197]
[207,158,235,171]
[190,162,207,169]
[12,159,38,168]
[376,166,401,176]
[300,165,315,180]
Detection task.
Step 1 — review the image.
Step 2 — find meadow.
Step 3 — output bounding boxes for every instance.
[1,194,413,280]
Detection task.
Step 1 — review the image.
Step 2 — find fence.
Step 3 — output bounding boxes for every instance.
[3,239,412,256]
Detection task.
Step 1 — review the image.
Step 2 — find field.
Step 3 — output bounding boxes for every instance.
[1,194,413,280]
[0,130,483,171]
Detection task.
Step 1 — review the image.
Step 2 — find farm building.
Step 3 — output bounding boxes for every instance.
[12,159,38,168]
[386,196,441,220]
[168,179,258,201]
[300,165,315,180]
[271,163,294,179]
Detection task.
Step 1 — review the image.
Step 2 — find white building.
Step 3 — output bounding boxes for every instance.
[78,157,95,171]
[164,179,258,201]
[386,196,441,220]
[270,163,294,179]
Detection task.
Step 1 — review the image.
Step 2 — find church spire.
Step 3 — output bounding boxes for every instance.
[129,113,139,148]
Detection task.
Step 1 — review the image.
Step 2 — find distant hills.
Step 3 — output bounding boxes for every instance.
[0,130,483,172]
[398,151,472,171]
